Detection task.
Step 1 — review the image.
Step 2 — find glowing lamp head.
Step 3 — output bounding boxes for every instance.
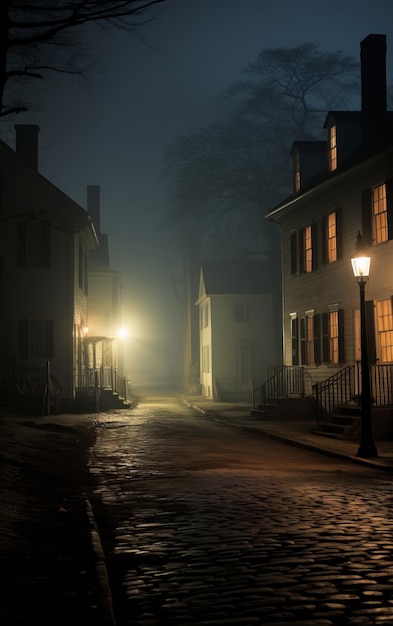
[351,256,371,281]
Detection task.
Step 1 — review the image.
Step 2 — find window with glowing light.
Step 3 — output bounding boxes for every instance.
[329,310,339,364]
[304,225,313,273]
[329,125,337,171]
[376,299,393,362]
[373,183,388,244]
[327,212,337,262]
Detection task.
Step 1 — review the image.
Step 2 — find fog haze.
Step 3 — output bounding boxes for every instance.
[2,0,393,381]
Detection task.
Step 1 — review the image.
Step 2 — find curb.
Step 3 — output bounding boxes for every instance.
[186,400,393,474]
[86,499,116,626]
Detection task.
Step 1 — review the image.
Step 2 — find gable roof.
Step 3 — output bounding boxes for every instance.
[200,260,271,296]
[0,138,98,248]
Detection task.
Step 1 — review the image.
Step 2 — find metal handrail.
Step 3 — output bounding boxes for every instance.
[313,366,354,429]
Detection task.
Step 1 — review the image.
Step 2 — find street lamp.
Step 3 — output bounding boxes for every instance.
[351,233,378,458]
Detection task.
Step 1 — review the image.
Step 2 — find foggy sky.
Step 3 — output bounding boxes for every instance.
[1,0,393,375]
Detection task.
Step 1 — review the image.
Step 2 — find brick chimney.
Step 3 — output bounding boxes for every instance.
[14,124,40,170]
[361,34,387,148]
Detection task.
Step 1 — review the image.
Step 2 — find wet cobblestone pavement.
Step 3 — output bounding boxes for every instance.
[90,394,393,626]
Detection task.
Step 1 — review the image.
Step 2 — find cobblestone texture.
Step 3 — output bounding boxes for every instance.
[90,395,393,626]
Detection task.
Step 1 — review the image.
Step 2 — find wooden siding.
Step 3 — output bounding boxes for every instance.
[279,145,393,382]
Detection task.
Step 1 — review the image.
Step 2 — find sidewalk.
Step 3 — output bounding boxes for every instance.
[183,394,393,472]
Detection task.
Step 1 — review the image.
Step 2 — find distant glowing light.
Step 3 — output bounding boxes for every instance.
[118,326,128,339]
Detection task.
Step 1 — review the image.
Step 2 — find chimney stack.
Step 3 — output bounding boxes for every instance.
[361,34,387,148]
[14,124,40,170]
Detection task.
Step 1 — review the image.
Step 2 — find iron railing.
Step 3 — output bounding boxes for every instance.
[313,363,393,428]
[313,366,354,429]
[76,366,128,401]
[252,366,305,410]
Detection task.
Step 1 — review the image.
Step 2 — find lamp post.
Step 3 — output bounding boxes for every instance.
[351,234,378,458]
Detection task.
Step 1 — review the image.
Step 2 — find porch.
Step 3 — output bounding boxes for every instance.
[252,364,393,440]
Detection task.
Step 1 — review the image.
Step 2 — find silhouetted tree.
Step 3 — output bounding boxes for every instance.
[0,0,166,118]
[163,42,360,391]
[164,44,360,256]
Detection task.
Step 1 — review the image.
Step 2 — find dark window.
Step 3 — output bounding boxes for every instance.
[19,319,54,359]
[17,220,50,267]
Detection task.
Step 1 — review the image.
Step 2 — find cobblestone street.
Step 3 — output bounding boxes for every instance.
[89,393,393,626]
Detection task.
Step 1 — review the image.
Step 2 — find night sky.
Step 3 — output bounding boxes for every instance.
[2,0,393,379]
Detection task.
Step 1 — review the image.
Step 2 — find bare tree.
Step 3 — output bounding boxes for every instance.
[0,0,166,117]
[163,43,360,258]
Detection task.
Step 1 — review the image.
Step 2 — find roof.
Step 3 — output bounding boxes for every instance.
[0,138,98,248]
[200,260,271,296]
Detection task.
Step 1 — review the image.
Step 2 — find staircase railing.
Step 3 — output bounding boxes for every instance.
[77,366,128,401]
[314,363,393,429]
[253,365,305,410]
[313,366,355,429]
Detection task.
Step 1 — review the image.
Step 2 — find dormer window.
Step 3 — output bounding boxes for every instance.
[328,125,337,171]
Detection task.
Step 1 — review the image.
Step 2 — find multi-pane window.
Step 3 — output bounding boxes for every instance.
[373,183,388,244]
[304,225,312,273]
[329,125,337,171]
[376,299,393,362]
[329,310,339,364]
[306,315,315,365]
[233,302,247,323]
[327,212,337,263]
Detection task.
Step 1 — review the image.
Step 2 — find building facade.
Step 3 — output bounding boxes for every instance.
[196,260,280,400]
[266,34,393,408]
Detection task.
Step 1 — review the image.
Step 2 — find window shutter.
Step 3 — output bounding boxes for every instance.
[386,178,393,240]
[17,222,27,267]
[19,319,29,358]
[336,209,343,259]
[314,314,321,364]
[365,300,376,364]
[291,317,299,365]
[290,233,297,274]
[338,308,345,363]
[322,312,329,363]
[321,216,327,264]
[300,317,306,364]
[298,229,305,273]
[361,189,372,246]
[311,223,318,270]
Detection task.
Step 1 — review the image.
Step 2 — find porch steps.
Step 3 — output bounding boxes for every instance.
[73,388,130,413]
[315,404,361,439]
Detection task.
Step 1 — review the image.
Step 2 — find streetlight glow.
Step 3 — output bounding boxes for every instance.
[118,326,128,339]
[351,256,371,280]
